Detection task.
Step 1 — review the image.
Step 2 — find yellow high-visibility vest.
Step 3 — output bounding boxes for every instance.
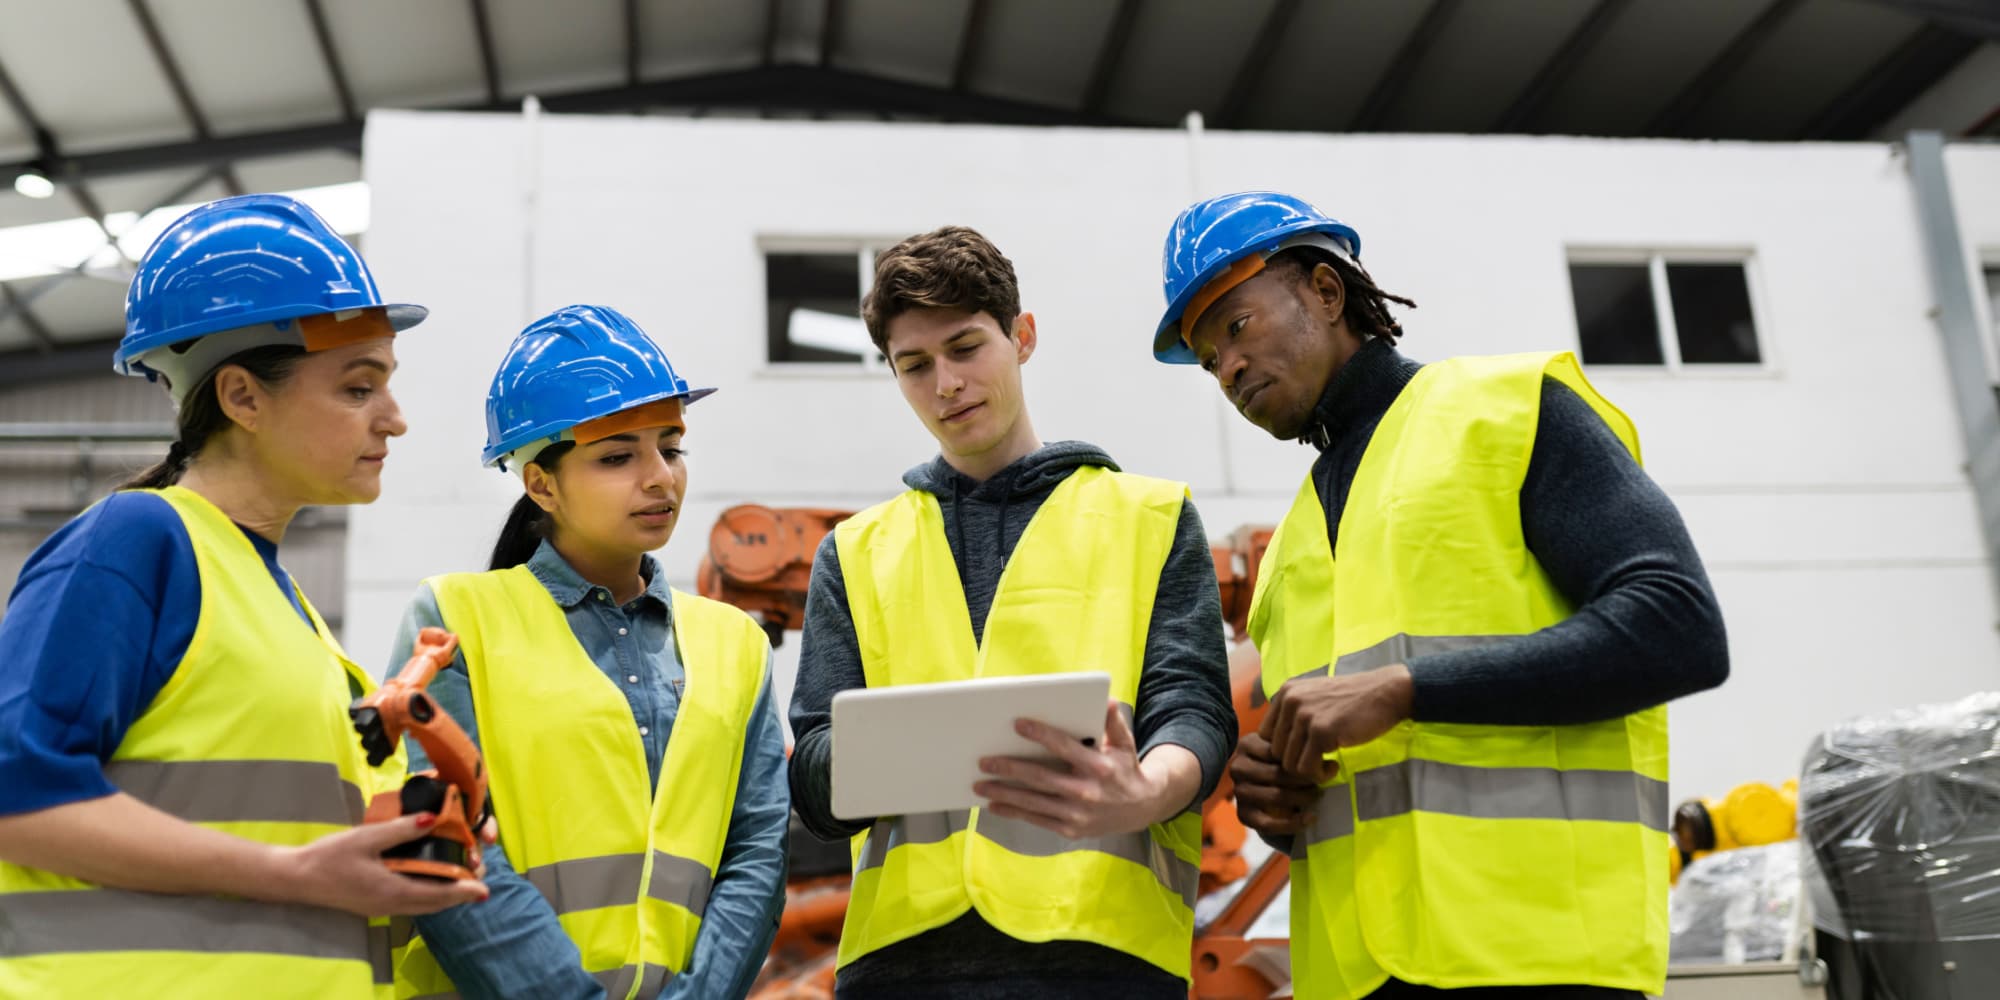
[0,486,402,999]
[394,567,769,999]
[833,465,1205,981]
[1250,352,1670,998]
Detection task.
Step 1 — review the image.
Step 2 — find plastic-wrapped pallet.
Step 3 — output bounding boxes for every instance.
[1797,690,2000,1000]
[1670,840,1801,965]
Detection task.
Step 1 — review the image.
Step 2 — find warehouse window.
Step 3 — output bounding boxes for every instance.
[1568,254,1762,368]
[1986,266,1999,349]
[764,246,882,366]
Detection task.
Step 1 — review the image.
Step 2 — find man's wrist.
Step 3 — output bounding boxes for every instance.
[1384,663,1417,721]
[1138,744,1203,823]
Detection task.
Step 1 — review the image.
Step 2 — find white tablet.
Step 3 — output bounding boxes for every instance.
[830,672,1112,821]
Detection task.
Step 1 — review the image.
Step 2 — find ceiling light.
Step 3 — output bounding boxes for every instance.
[13,170,54,199]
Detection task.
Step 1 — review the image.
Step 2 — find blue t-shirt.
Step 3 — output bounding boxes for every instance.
[0,491,309,817]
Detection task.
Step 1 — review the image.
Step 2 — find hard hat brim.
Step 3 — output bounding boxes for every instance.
[481,383,718,469]
[114,301,429,376]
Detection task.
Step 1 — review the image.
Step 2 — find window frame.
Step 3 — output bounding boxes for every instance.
[1977,255,2000,386]
[757,236,903,376]
[1564,247,1776,378]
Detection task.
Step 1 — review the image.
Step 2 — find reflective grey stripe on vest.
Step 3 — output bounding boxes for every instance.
[522,850,713,917]
[368,920,393,984]
[1290,760,1666,856]
[1277,634,1520,690]
[389,914,417,950]
[646,850,714,917]
[1291,787,1358,858]
[1334,633,1517,676]
[854,809,1200,908]
[976,813,1201,908]
[855,810,971,874]
[1355,759,1669,831]
[0,888,369,963]
[106,758,365,825]
[522,852,643,914]
[594,962,671,1000]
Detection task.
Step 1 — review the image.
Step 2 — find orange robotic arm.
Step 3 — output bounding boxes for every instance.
[349,626,491,882]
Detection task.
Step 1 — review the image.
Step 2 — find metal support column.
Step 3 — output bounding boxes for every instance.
[1906,130,2000,615]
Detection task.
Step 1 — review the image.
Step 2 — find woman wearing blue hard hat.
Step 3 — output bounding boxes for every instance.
[1157,191,1727,1000]
[0,194,490,999]
[386,304,788,1000]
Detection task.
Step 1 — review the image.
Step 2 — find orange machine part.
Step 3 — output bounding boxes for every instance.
[750,876,850,1000]
[1192,850,1295,1000]
[1214,525,1273,644]
[699,506,852,643]
[349,627,488,882]
[1201,638,1272,894]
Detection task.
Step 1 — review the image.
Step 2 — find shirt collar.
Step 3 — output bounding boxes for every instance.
[526,538,674,616]
[1303,337,1422,451]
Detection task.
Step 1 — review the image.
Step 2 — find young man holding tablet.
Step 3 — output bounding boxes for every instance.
[787,225,1235,999]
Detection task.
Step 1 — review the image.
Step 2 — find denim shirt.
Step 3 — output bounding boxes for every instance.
[395,540,789,1000]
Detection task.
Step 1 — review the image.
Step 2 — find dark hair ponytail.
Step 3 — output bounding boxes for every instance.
[121,345,308,491]
[487,441,574,570]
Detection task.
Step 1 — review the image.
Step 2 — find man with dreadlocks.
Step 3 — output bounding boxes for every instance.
[1151,192,1728,1000]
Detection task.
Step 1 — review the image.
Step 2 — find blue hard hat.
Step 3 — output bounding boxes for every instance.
[117,193,425,381]
[482,304,716,469]
[1153,191,1362,365]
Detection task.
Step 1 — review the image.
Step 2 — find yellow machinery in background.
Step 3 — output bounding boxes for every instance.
[1670,779,1799,883]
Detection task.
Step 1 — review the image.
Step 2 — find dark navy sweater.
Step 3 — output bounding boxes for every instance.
[1311,339,1728,727]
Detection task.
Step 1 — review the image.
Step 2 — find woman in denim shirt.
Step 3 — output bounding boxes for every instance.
[388,305,789,999]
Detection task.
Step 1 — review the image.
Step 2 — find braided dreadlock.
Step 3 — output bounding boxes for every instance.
[1265,247,1416,344]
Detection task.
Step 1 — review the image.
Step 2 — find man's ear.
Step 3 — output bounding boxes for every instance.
[1013,312,1037,365]
[212,364,265,433]
[1309,262,1348,327]
[522,460,561,515]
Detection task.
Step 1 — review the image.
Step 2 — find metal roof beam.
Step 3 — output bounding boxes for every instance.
[1798,23,1979,139]
[126,0,243,196]
[0,66,1139,183]
[819,0,843,67]
[1493,0,1631,133]
[763,0,784,65]
[0,52,46,144]
[951,0,991,93]
[468,0,502,104]
[1081,0,1141,116]
[1216,0,1302,129]
[304,0,360,121]
[540,65,1133,125]
[1647,0,1804,137]
[1969,102,2000,137]
[0,282,56,353]
[1861,0,2000,41]
[3,122,360,179]
[61,182,122,251]
[1349,0,1461,132]
[625,0,642,84]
